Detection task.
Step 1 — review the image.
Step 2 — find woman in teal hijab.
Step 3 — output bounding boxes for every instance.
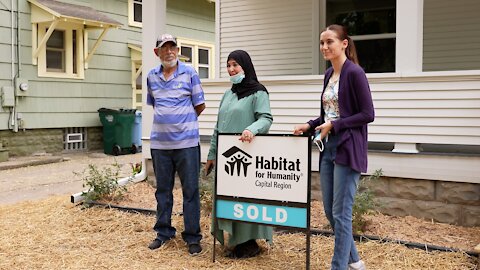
[205,50,273,258]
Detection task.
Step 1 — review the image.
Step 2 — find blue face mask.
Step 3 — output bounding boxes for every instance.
[230,72,245,84]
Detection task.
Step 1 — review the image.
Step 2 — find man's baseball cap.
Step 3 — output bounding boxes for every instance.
[156,34,177,48]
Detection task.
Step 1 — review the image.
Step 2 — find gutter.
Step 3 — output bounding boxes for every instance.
[70,158,147,203]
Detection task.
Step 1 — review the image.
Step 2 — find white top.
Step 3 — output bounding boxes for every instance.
[322,77,340,123]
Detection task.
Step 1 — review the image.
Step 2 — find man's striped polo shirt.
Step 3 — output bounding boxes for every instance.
[146,61,205,150]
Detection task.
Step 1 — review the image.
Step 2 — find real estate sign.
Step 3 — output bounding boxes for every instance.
[214,134,311,229]
[212,134,312,268]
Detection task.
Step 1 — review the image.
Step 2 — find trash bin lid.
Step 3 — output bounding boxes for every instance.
[119,108,136,114]
[98,107,118,113]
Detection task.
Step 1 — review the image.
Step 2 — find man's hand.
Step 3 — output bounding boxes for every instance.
[195,103,206,116]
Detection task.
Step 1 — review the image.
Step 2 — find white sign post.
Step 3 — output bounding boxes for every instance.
[212,133,311,269]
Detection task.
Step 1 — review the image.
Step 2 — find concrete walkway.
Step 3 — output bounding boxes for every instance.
[0,151,142,205]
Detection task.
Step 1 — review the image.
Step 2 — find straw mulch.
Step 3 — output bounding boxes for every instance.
[115,181,480,252]
[0,185,477,270]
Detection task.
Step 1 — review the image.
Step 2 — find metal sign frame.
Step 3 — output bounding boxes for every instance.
[212,133,311,270]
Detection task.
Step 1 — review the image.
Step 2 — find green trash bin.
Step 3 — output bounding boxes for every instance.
[98,108,136,155]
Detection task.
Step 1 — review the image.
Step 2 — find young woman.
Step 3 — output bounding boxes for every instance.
[294,24,374,270]
[205,50,273,258]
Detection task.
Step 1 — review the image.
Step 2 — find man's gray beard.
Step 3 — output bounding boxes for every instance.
[161,58,178,68]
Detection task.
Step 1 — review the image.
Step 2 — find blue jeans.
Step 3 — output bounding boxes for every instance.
[151,146,202,244]
[319,134,361,270]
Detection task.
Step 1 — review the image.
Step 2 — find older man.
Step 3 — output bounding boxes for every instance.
[146,34,205,255]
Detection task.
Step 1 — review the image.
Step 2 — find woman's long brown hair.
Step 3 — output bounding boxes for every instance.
[324,24,359,65]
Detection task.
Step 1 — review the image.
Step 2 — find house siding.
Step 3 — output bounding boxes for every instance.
[200,74,480,147]
[167,0,215,43]
[0,7,14,114]
[218,0,314,77]
[368,77,480,146]
[423,0,480,71]
[1,0,216,156]
[0,0,140,131]
[0,0,141,155]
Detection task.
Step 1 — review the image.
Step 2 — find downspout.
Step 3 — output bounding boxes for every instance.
[10,0,14,86]
[14,0,21,132]
[70,158,148,203]
[9,0,17,132]
[16,0,21,78]
[13,0,21,132]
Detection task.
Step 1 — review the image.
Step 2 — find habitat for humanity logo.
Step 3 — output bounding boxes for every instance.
[222,146,252,177]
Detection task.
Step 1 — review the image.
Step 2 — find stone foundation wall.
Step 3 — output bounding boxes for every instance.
[0,127,103,156]
[312,173,479,227]
[0,129,63,156]
[87,127,103,151]
[145,160,479,227]
[365,177,480,227]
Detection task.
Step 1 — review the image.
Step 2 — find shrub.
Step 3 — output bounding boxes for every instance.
[76,162,129,202]
[352,169,383,233]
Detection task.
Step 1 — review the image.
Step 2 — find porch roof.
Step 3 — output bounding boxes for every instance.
[28,0,121,27]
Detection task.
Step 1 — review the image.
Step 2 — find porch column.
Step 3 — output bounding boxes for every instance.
[142,0,166,158]
[393,0,424,153]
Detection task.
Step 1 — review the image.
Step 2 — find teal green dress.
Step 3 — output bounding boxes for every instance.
[208,89,273,247]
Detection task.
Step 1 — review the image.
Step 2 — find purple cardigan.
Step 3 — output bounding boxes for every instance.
[308,59,375,173]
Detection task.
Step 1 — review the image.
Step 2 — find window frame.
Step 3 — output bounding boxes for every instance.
[128,0,143,28]
[37,22,85,79]
[321,0,397,74]
[180,45,194,65]
[197,47,211,79]
[177,37,215,79]
[45,29,66,73]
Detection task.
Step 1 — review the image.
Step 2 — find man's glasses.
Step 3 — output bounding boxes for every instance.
[159,45,177,52]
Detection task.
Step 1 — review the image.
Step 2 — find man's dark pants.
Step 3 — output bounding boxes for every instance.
[151,146,202,244]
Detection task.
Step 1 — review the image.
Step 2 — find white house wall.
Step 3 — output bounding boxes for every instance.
[143,0,480,184]
[368,74,480,146]
[423,0,480,71]
[199,73,480,184]
[218,0,315,77]
[201,73,480,147]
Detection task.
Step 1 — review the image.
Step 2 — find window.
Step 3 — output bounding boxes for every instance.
[46,30,65,72]
[324,0,396,73]
[134,67,142,110]
[37,23,84,79]
[29,0,121,79]
[180,46,193,64]
[128,44,142,109]
[198,48,210,79]
[128,0,142,27]
[177,38,215,79]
